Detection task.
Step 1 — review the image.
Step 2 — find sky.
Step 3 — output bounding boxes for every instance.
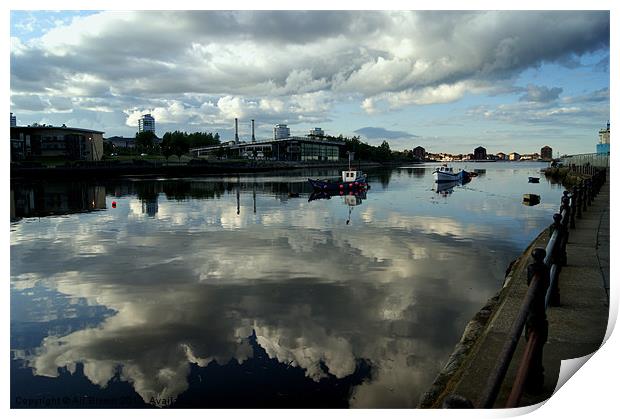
[9,9,610,155]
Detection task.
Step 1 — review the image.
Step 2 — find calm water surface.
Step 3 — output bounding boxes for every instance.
[10,162,564,408]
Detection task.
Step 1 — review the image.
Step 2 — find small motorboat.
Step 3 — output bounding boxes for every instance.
[432,165,470,182]
[308,152,368,192]
[528,177,540,183]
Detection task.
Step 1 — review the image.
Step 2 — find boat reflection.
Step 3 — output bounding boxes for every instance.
[433,178,470,196]
[308,189,368,225]
[308,189,367,203]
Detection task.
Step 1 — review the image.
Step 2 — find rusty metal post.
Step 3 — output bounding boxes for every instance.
[570,189,577,229]
[576,186,582,219]
[524,248,549,395]
[561,191,571,215]
[547,213,563,305]
[582,180,589,212]
[552,213,567,267]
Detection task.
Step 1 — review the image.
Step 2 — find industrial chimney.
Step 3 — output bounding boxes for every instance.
[234,118,239,143]
[251,119,256,142]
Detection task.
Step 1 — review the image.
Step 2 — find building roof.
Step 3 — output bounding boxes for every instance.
[189,135,345,152]
[106,136,135,141]
[12,125,104,134]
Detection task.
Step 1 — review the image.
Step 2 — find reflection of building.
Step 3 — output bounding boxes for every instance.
[508,152,521,161]
[141,199,159,217]
[273,124,290,140]
[597,122,610,155]
[138,114,155,134]
[474,146,487,160]
[540,146,553,160]
[413,146,426,160]
[10,125,104,161]
[11,183,106,220]
[10,112,16,127]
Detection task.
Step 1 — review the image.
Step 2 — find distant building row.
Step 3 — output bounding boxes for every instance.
[409,145,553,162]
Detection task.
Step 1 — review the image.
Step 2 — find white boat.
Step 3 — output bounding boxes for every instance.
[432,165,469,182]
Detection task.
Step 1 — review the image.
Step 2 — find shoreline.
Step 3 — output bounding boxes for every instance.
[10,160,400,181]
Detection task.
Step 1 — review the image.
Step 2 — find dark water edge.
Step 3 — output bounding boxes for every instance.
[10,160,390,180]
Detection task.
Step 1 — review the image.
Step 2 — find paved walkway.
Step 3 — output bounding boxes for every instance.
[427,180,610,408]
[519,181,609,406]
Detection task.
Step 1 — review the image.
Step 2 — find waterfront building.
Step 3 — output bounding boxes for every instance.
[192,135,343,162]
[474,146,487,160]
[541,146,553,160]
[10,112,16,127]
[106,136,136,149]
[138,114,155,134]
[520,153,540,161]
[496,152,506,160]
[413,146,426,160]
[597,121,610,154]
[508,152,521,161]
[10,125,105,161]
[274,124,290,140]
[309,127,325,137]
[142,199,159,217]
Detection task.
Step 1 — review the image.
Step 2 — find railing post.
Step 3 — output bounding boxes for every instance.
[546,213,563,306]
[581,180,587,213]
[586,179,593,207]
[561,191,571,215]
[576,185,582,219]
[570,189,577,229]
[524,248,549,394]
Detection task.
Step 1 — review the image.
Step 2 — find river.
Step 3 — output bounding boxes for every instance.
[10,161,564,408]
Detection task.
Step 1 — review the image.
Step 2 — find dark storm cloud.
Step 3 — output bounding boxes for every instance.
[354,127,418,140]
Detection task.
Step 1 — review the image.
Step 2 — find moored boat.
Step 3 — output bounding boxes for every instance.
[308,152,368,191]
[528,177,540,183]
[432,165,469,182]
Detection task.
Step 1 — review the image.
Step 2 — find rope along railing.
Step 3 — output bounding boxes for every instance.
[442,167,607,409]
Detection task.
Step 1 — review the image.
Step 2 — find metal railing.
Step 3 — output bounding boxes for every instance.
[443,167,607,409]
[561,153,609,168]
